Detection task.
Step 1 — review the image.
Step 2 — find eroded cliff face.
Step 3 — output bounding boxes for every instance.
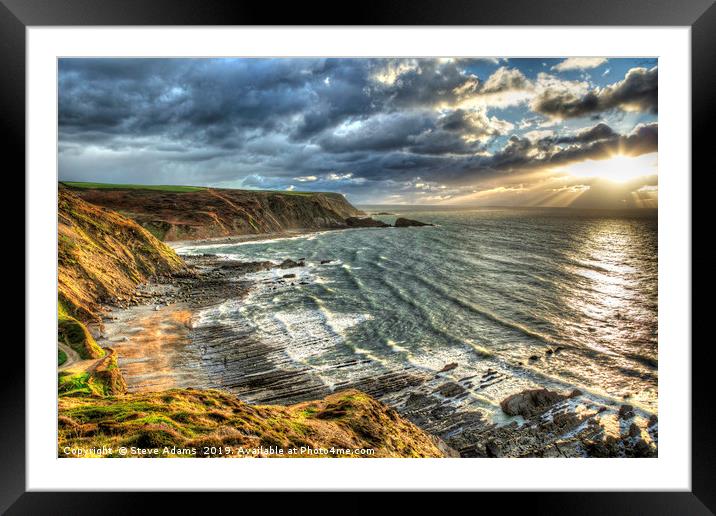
[64,184,365,241]
[58,187,186,322]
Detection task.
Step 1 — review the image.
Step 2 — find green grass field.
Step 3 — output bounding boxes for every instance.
[253,189,329,196]
[60,181,338,196]
[61,181,207,193]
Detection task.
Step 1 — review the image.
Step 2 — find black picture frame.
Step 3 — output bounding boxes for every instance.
[4,0,711,512]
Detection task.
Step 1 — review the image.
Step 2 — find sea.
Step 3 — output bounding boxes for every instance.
[176,206,658,420]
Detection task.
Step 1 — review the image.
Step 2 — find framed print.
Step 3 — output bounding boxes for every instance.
[5,0,712,512]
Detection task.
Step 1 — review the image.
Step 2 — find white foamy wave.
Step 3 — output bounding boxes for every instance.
[194,299,242,327]
[175,231,329,255]
[385,339,410,354]
[254,308,371,364]
[315,299,372,336]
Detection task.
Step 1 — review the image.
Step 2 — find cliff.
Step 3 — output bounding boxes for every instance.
[62,182,365,241]
[58,187,186,322]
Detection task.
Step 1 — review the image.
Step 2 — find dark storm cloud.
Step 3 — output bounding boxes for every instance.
[369,59,476,108]
[59,58,658,202]
[421,122,660,186]
[315,112,434,153]
[554,123,617,144]
[60,58,330,145]
[532,66,658,119]
[314,109,500,156]
[304,122,656,187]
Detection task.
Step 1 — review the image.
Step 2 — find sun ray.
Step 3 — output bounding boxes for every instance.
[560,152,657,184]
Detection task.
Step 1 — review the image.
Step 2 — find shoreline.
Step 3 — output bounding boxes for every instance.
[167,227,339,249]
[98,249,659,458]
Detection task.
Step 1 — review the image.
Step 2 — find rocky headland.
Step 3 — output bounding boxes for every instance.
[61,182,433,238]
[63,182,366,241]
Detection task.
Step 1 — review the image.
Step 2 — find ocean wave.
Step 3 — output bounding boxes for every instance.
[205,208,658,416]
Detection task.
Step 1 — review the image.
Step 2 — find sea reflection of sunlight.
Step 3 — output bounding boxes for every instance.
[559,220,635,354]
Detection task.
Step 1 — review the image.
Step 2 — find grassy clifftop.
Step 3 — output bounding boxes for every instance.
[58,187,185,322]
[62,182,365,241]
[59,388,451,458]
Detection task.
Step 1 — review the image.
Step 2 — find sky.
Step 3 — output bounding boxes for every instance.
[58,57,658,208]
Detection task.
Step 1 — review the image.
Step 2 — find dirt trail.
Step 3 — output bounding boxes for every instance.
[58,342,104,373]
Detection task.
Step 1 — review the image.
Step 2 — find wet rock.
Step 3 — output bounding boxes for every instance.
[345,217,390,228]
[282,273,296,279]
[631,438,655,458]
[485,440,502,457]
[394,217,433,227]
[568,389,583,398]
[628,423,640,438]
[219,260,274,273]
[434,382,466,398]
[618,404,634,420]
[278,259,306,269]
[586,435,622,457]
[500,388,565,418]
[648,415,658,427]
[320,259,333,264]
[439,363,458,373]
[403,393,437,411]
[528,355,540,362]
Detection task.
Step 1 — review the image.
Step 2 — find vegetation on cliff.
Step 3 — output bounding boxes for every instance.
[58,187,185,322]
[58,302,104,359]
[57,186,182,397]
[62,182,365,241]
[59,349,126,398]
[58,388,451,458]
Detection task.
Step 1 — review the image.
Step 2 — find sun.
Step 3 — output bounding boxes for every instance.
[563,152,657,183]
